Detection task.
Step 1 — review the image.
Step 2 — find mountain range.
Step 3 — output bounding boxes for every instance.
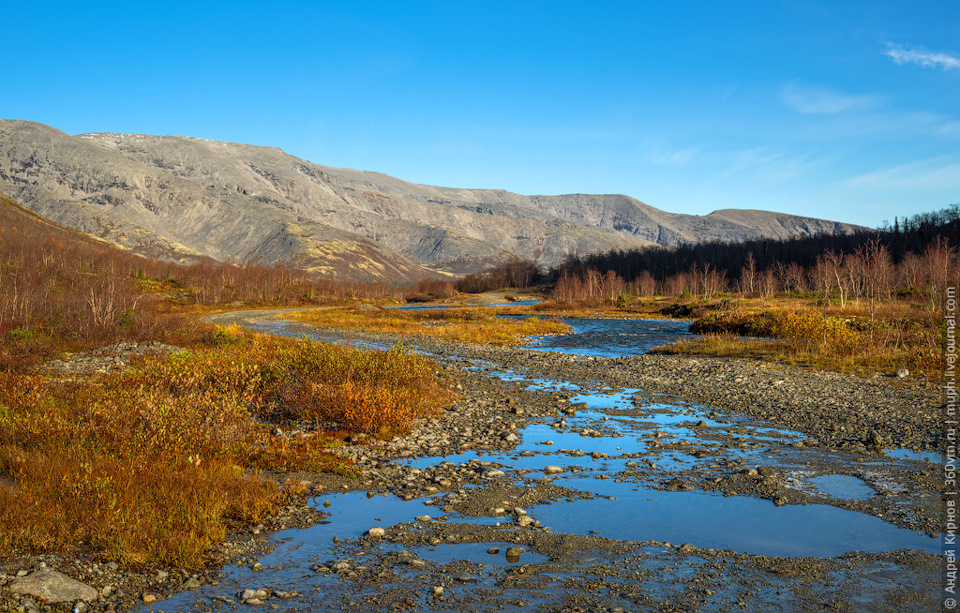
[0,119,863,282]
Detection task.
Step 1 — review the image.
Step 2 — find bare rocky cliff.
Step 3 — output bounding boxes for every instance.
[0,119,862,282]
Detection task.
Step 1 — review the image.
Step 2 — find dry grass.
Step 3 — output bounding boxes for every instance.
[284,306,570,345]
[652,297,941,379]
[0,331,456,567]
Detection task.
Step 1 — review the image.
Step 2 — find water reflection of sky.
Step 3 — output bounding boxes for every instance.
[517,317,693,357]
[235,315,937,565]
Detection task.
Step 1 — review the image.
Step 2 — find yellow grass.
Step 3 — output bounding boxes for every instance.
[0,330,456,566]
[651,296,941,379]
[284,306,571,345]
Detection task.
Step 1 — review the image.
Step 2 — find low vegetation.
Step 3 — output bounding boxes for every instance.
[284,305,570,345]
[651,298,941,378]
[539,205,957,380]
[0,329,454,567]
[0,195,457,567]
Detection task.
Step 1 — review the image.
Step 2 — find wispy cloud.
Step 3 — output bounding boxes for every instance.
[939,121,960,136]
[780,84,881,114]
[844,157,960,190]
[711,147,830,185]
[885,44,960,71]
[650,146,699,166]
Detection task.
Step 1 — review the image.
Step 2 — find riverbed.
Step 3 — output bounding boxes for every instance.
[155,308,942,612]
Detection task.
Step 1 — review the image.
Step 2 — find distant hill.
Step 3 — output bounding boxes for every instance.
[0,119,864,282]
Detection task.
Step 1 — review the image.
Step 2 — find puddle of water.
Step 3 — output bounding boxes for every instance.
[886,448,944,464]
[806,475,875,500]
[519,317,693,357]
[251,321,397,352]
[525,378,581,392]
[524,483,937,557]
[218,313,938,611]
[411,542,549,566]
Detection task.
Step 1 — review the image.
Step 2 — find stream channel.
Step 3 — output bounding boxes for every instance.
[155,311,942,612]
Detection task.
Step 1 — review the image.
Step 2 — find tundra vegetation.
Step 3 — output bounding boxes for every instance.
[285,306,570,345]
[0,190,954,569]
[539,204,959,378]
[0,196,455,567]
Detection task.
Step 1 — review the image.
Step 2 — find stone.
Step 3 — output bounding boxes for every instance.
[183,577,202,589]
[543,465,565,475]
[896,368,909,379]
[9,570,99,604]
[866,430,885,448]
[368,527,386,537]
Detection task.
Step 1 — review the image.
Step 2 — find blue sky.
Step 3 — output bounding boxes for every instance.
[6,1,958,228]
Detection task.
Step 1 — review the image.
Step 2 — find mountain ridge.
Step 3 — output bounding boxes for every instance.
[0,119,864,282]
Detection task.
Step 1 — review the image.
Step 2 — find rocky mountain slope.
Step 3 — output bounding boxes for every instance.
[0,119,862,282]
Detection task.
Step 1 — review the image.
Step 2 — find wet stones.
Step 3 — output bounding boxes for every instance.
[663,478,694,492]
[479,466,505,479]
[237,587,295,605]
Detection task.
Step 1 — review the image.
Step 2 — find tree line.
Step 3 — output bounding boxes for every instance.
[549,203,960,311]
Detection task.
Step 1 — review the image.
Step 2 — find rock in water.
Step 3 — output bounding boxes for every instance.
[9,570,99,603]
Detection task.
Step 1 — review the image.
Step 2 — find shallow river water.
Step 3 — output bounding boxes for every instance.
[154,315,940,612]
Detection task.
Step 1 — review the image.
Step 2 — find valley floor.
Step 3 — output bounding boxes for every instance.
[1,307,943,612]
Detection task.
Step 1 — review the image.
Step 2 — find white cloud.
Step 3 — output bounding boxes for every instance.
[650,146,699,166]
[885,44,960,71]
[780,84,880,114]
[711,147,829,185]
[844,157,960,190]
[938,121,960,136]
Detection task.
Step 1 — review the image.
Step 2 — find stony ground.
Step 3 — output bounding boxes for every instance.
[0,309,944,612]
